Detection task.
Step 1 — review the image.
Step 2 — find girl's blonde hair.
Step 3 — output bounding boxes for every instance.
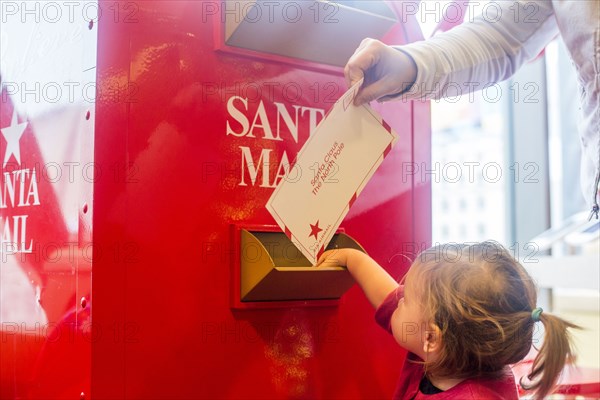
[408,241,579,399]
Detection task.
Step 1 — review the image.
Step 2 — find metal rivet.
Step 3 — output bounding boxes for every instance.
[81,297,87,309]
[80,392,85,400]
[85,111,91,120]
[83,203,88,214]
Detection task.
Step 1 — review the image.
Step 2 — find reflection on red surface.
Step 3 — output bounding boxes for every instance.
[1,87,92,397]
[1,9,94,394]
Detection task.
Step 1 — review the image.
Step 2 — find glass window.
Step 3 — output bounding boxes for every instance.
[417,0,548,246]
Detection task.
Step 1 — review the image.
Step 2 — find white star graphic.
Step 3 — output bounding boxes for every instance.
[1,110,28,167]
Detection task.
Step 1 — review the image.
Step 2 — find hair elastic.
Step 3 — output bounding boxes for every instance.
[531,307,543,322]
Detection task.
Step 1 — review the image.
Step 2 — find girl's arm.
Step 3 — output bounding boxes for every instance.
[316,249,398,309]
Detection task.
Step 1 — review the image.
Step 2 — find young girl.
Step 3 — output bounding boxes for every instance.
[317,241,579,399]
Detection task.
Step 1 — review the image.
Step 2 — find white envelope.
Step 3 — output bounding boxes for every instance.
[266,80,398,265]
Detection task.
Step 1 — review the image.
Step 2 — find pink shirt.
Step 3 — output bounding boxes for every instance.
[375,287,519,400]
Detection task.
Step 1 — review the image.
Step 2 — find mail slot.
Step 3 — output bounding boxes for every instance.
[233,227,365,307]
[224,0,397,66]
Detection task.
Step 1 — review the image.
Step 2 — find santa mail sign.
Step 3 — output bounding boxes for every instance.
[0,110,39,255]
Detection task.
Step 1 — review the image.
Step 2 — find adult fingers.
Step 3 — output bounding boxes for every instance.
[354,79,392,105]
[344,38,381,88]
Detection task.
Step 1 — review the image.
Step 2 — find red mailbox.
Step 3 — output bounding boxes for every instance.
[0,1,431,398]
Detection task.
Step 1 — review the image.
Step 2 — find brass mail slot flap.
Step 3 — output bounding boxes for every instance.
[240,229,365,302]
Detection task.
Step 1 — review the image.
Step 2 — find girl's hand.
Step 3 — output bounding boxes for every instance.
[315,248,350,268]
[316,247,399,309]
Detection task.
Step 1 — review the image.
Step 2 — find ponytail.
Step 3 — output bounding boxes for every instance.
[520,312,580,399]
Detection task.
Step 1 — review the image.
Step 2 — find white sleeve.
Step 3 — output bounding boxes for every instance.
[399,0,559,100]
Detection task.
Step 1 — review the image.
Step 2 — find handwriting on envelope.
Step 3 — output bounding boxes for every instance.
[266,80,398,265]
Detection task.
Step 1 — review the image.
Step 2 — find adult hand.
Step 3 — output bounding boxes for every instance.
[345,38,417,106]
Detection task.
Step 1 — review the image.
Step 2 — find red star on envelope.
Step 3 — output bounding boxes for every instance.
[309,221,323,240]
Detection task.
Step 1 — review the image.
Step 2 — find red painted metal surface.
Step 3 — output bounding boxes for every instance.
[1,1,431,398]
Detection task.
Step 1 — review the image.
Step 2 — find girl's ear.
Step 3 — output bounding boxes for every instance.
[423,323,442,354]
